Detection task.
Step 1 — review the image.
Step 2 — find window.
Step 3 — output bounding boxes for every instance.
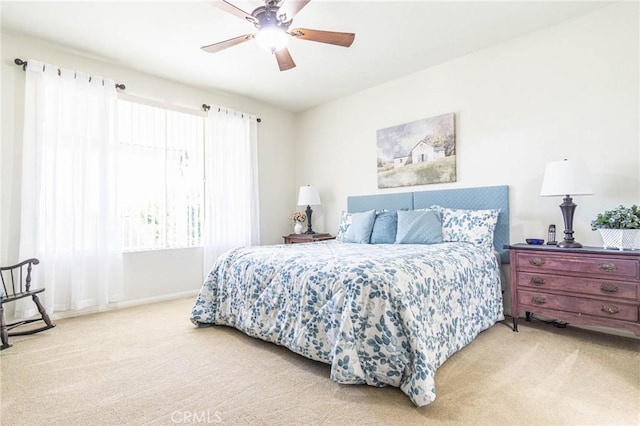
[118,99,204,251]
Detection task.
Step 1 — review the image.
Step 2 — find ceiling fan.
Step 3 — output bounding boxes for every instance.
[202,0,355,71]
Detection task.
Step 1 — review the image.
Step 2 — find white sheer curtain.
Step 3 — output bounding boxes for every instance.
[18,59,123,316]
[203,108,260,277]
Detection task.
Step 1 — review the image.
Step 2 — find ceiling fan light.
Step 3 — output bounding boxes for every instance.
[255,27,289,52]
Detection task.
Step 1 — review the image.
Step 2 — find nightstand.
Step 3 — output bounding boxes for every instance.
[506,243,640,336]
[283,233,335,244]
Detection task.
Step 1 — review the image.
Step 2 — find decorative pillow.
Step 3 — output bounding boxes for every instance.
[395,210,442,244]
[343,210,377,243]
[430,205,500,249]
[336,211,352,241]
[370,211,397,244]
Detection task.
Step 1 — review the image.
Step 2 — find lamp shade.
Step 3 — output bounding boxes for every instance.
[540,159,593,197]
[297,185,321,206]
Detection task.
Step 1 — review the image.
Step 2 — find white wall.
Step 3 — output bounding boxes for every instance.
[1,31,297,307]
[295,3,639,250]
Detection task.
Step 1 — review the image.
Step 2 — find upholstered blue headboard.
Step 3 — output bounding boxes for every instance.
[346,192,413,213]
[347,185,510,263]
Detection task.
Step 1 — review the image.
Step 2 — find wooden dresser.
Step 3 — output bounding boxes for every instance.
[507,243,640,336]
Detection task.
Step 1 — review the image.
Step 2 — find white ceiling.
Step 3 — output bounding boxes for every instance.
[1,1,611,112]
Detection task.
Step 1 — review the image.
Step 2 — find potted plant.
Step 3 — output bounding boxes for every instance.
[591,204,640,250]
[290,211,307,234]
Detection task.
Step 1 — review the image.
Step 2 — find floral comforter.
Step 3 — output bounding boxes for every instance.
[190,240,503,407]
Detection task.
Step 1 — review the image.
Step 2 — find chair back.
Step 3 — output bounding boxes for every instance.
[0,258,40,300]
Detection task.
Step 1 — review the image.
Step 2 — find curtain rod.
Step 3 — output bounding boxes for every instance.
[14,58,262,123]
[202,104,262,123]
[14,58,126,90]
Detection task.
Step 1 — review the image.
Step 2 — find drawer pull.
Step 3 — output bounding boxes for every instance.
[599,263,616,272]
[529,258,545,267]
[530,277,545,286]
[601,305,620,315]
[531,296,546,305]
[599,284,619,294]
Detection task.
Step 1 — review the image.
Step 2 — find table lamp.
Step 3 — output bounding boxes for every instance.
[297,185,321,234]
[540,159,593,248]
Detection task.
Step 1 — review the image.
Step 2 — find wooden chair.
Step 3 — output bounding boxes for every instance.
[0,258,55,350]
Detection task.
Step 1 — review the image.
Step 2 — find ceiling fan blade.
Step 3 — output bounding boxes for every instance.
[214,0,258,24]
[276,0,310,22]
[274,48,296,71]
[289,28,355,47]
[201,34,254,54]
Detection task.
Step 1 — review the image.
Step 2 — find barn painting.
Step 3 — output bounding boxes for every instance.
[377,113,456,188]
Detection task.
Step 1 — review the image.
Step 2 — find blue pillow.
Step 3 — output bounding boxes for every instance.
[343,210,376,243]
[395,210,443,244]
[370,211,397,244]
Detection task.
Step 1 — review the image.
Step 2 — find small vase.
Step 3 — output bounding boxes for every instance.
[294,222,303,235]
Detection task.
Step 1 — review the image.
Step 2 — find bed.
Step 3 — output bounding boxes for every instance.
[191,185,509,407]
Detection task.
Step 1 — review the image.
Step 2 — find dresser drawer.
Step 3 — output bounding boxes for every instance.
[515,252,640,280]
[518,290,639,322]
[516,272,638,300]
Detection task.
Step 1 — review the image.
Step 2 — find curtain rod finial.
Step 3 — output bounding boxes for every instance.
[14,58,27,70]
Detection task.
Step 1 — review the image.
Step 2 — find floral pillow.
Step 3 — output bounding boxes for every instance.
[336,211,352,241]
[430,205,500,249]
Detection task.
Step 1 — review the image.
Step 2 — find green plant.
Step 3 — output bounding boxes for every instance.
[591,204,640,230]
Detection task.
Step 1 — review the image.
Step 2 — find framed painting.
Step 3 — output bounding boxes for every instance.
[376,113,456,189]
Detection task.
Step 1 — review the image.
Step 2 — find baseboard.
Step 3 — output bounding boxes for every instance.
[49,290,199,321]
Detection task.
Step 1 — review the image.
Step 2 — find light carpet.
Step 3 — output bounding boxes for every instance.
[1,297,638,425]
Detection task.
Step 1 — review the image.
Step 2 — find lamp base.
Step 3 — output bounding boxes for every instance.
[557,195,582,249]
[304,205,316,234]
[557,240,583,248]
